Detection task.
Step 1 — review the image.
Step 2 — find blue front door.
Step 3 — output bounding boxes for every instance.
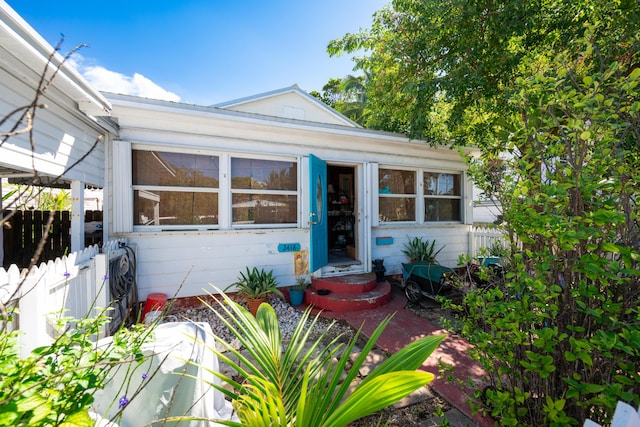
[309,154,328,272]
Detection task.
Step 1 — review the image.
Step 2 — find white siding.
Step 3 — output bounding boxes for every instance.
[370,225,470,276]
[130,229,309,300]
[0,42,109,187]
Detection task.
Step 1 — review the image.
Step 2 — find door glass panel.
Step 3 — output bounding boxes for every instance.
[316,175,323,223]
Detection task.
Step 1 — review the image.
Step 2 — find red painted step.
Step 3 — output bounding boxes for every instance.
[312,273,378,295]
[306,274,391,312]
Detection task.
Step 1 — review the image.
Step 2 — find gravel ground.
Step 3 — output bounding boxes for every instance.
[165,294,456,426]
[165,295,356,348]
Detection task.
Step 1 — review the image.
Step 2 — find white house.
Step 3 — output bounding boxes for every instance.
[104,88,475,299]
[1,2,476,302]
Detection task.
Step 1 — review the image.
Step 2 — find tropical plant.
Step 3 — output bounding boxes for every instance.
[291,275,308,291]
[231,266,284,300]
[401,237,444,262]
[194,290,445,426]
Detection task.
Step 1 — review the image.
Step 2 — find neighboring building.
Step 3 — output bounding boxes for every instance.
[1,2,476,300]
[0,3,116,266]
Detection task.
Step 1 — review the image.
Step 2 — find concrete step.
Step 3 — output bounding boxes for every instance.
[312,272,379,294]
[305,274,391,311]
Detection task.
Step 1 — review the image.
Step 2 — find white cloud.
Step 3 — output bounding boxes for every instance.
[68,55,181,102]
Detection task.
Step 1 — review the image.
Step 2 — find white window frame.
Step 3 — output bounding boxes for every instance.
[423,171,463,223]
[131,145,300,232]
[131,146,221,232]
[377,166,418,224]
[377,165,464,225]
[228,153,299,229]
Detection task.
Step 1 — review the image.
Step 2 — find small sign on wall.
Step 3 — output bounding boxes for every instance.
[376,236,394,245]
[294,250,309,275]
[278,243,301,252]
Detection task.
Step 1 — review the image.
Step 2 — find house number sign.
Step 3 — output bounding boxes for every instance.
[278,243,301,253]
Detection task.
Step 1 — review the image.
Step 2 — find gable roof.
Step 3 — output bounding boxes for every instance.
[213,84,361,128]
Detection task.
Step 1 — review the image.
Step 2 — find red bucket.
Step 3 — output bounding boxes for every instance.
[141,293,167,323]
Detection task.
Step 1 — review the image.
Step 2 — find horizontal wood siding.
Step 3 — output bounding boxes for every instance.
[0,49,106,187]
[128,229,309,300]
[371,225,470,276]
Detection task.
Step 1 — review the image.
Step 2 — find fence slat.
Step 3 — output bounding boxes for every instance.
[469,226,507,256]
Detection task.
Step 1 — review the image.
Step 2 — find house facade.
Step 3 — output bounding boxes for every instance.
[104,88,475,300]
[1,2,476,301]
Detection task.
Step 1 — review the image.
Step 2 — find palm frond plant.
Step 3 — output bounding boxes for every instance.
[402,236,444,262]
[193,289,445,427]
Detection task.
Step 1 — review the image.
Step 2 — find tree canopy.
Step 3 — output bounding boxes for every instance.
[328,0,639,147]
[329,1,640,425]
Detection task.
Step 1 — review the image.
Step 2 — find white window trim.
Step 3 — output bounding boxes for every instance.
[130,146,299,232]
[378,165,464,226]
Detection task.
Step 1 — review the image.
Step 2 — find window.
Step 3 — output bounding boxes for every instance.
[424,173,461,221]
[378,169,416,222]
[231,158,297,225]
[132,150,219,226]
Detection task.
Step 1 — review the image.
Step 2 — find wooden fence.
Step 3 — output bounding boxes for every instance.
[0,238,126,357]
[469,225,507,256]
[2,210,103,269]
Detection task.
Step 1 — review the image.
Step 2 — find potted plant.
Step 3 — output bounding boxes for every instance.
[288,276,308,306]
[401,237,444,263]
[477,241,508,266]
[231,266,283,315]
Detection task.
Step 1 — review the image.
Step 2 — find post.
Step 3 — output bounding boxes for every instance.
[70,180,85,253]
[94,253,109,339]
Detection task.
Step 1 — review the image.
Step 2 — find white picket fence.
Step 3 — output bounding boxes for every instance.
[0,239,127,357]
[469,225,507,256]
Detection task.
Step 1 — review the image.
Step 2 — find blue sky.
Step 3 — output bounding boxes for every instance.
[8,1,387,105]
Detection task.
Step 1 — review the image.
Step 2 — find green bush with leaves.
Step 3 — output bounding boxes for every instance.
[0,309,152,426]
[193,291,445,426]
[457,34,640,426]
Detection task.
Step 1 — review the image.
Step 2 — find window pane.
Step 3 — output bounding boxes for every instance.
[424,173,460,195]
[231,158,297,190]
[232,194,297,224]
[425,198,461,222]
[134,190,218,225]
[379,169,415,195]
[133,151,219,188]
[379,197,416,222]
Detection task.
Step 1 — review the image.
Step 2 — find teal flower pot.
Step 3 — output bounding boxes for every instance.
[289,289,305,306]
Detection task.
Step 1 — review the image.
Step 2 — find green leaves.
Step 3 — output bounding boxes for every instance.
[198,290,445,427]
[0,310,153,426]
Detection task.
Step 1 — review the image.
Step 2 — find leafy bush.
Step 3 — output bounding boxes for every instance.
[460,35,640,425]
[0,309,152,426]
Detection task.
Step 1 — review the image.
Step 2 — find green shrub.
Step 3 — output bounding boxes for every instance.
[0,309,152,426]
[460,36,640,425]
